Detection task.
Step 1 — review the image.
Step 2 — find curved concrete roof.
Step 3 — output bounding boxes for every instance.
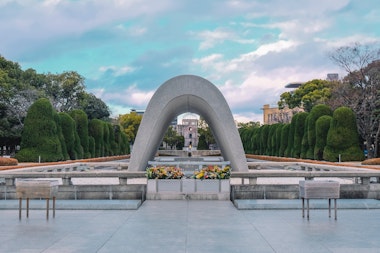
[128,75,248,172]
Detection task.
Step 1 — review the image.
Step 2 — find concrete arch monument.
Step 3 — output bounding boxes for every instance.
[128,75,248,172]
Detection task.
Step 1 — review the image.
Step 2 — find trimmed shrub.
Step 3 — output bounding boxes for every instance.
[89,119,104,157]
[275,124,284,157]
[69,110,90,158]
[260,125,270,155]
[59,112,77,160]
[285,115,297,157]
[292,112,308,158]
[55,113,70,161]
[267,124,277,156]
[314,115,332,160]
[279,124,290,157]
[16,98,64,162]
[323,107,364,162]
[88,136,95,158]
[306,104,332,159]
[300,116,310,159]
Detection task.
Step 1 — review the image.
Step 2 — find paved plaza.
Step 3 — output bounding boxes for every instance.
[1,199,380,252]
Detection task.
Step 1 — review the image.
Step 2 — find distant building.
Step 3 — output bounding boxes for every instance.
[262,104,303,125]
[326,73,339,81]
[176,118,198,148]
[130,109,145,115]
[262,81,304,125]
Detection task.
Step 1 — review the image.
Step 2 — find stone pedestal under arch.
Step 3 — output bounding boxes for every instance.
[128,75,248,172]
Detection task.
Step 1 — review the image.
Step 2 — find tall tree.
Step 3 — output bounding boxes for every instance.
[329,42,380,157]
[118,112,142,144]
[278,79,332,112]
[15,98,64,162]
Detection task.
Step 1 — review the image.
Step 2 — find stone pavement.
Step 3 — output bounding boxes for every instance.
[1,199,380,252]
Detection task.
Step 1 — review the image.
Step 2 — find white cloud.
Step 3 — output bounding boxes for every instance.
[233,112,263,124]
[99,65,136,76]
[101,85,154,108]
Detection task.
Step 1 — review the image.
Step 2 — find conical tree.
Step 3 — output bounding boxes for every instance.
[314,115,332,160]
[323,107,364,162]
[69,110,90,158]
[306,104,332,159]
[16,98,64,162]
[59,112,77,160]
[293,112,308,158]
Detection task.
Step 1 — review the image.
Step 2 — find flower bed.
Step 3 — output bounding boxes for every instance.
[193,165,230,179]
[146,165,230,200]
[146,166,184,179]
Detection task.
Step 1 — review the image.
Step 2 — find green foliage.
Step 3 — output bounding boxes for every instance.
[164,126,184,150]
[267,124,277,156]
[323,107,364,162]
[279,124,290,157]
[314,115,332,160]
[15,98,64,162]
[118,112,142,144]
[292,112,308,158]
[275,124,284,157]
[54,113,70,161]
[69,110,90,158]
[306,104,332,159]
[278,79,332,112]
[103,121,111,156]
[300,116,310,159]
[88,136,95,157]
[88,119,104,157]
[285,115,297,157]
[260,125,270,155]
[58,112,76,160]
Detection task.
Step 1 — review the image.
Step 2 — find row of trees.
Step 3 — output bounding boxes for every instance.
[239,105,364,162]
[15,98,129,162]
[0,55,111,155]
[278,43,380,158]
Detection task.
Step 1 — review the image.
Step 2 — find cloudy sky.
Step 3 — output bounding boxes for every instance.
[1,0,380,123]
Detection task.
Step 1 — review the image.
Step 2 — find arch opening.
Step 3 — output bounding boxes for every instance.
[128,75,248,172]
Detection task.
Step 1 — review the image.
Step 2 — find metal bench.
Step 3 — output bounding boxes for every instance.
[299,180,340,220]
[16,179,59,220]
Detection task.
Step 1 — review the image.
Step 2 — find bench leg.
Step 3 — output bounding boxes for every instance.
[302,198,305,218]
[53,197,56,218]
[334,199,337,220]
[26,198,29,218]
[328,199,331,218]
[46,198,49,220]
[307,199,309,220]
[19,198,22,220]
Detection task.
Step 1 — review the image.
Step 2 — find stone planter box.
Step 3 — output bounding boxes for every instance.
[146,179,230,200]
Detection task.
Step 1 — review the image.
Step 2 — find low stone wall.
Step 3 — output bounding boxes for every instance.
[1,184,146,201]
[157,150,221,157]
[230,183,380,201]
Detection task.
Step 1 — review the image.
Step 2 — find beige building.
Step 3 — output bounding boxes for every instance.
[262,104,303,125]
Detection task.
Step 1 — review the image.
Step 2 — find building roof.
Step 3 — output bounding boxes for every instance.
[285,82,304,88]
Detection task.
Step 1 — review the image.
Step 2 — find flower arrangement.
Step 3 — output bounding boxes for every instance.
[146,166,184,179]
[193,165,231,180]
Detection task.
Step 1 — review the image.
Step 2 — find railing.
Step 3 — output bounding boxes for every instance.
[231,170,380,185]
[0,171,146,186]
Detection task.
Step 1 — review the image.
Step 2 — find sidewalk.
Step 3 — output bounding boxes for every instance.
[1,199,380,252]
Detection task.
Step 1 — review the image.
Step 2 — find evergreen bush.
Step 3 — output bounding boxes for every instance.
[323,107,364,162]
[69,110,90,158]
[306,104,332,159]
[314,115,332,160]
[16,98,64,162]
[293,112,308,158]
[279,124,290,157]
